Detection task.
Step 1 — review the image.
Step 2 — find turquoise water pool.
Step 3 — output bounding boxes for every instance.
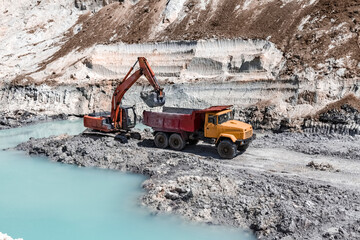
[0,119,253,240]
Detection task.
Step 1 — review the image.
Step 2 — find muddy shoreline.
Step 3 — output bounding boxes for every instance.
[16,131,360,240]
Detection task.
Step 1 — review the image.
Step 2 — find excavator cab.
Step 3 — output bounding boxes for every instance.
[84,106,136,132]
[121,106,136,130]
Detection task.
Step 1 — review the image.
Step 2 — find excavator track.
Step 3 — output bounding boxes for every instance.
[82,129,142,142]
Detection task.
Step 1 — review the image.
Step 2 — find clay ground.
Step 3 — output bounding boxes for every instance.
[16,131,360,240]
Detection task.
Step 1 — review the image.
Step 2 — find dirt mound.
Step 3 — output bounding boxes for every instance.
[46,0,360,77]
[159,0,360,77]
[40,1,168,69]
[313,94,360,125]
[317,94,360,115]
[36,0,360,80]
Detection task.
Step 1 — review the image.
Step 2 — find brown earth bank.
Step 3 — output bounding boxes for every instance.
[42,0,360,78]
[15,131,360,240]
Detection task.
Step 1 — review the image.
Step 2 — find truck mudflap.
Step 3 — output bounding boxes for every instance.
[236,133,256,146]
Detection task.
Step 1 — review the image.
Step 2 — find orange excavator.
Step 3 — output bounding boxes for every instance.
[83,57,165,132]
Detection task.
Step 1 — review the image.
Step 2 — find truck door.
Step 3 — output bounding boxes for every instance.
[204,114,218,138]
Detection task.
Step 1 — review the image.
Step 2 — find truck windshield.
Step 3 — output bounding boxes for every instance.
[218,111,234,124]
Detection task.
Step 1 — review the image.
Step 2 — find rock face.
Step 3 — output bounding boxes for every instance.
[66,39,283,83]
[1,0,359,130]
[16,132,360,239]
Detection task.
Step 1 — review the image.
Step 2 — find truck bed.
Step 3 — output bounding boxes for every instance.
[143,109,203,133]
[162,107,200,114]
[143,106,232,133]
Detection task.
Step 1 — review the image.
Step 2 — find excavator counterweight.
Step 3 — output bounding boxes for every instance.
[83,57,165,132]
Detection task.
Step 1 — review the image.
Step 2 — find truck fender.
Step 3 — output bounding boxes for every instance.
[216,134,237,145]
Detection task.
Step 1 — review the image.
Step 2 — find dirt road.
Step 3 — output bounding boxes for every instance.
[228,147,360,192]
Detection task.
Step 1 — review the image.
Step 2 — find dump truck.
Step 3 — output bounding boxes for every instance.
[143,106,255,159]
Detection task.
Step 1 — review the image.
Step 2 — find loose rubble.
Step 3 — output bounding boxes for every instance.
[306,161,337,172]
[16,132,360,240]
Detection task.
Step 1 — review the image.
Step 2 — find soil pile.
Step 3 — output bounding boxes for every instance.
[6,0,359,83]
[46,0,360,79]
[302,94,360,135]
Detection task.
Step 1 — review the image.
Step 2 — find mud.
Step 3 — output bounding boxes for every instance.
[16,131,360,240]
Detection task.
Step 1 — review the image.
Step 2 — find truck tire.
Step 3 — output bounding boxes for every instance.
[169,133,186,151]
[154,132,169,148]
[237,143,249,152]
[217,139,237,159]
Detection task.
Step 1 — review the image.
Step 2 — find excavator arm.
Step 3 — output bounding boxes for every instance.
[110,57,165,129]
[84,57,165,132]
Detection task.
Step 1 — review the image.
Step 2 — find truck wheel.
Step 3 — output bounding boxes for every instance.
[154,132,169,148]
[237,143,249,152]
[169,133,186,151]
[188,139,199,145]
[217,140,237,159]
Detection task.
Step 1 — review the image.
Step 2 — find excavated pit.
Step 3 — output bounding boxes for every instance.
[1,0,360,239]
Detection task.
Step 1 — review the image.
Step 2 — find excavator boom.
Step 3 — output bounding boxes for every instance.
[84,57,165,132]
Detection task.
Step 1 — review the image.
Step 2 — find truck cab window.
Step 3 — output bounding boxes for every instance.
[218,112,233,124]
[208,115,216,124]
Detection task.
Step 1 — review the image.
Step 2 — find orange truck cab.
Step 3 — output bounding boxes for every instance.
[143,106,255,159]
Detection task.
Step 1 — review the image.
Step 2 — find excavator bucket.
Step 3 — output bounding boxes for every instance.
[140,90,166,108]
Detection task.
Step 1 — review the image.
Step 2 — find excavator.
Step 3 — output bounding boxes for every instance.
[83,57,165,133]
